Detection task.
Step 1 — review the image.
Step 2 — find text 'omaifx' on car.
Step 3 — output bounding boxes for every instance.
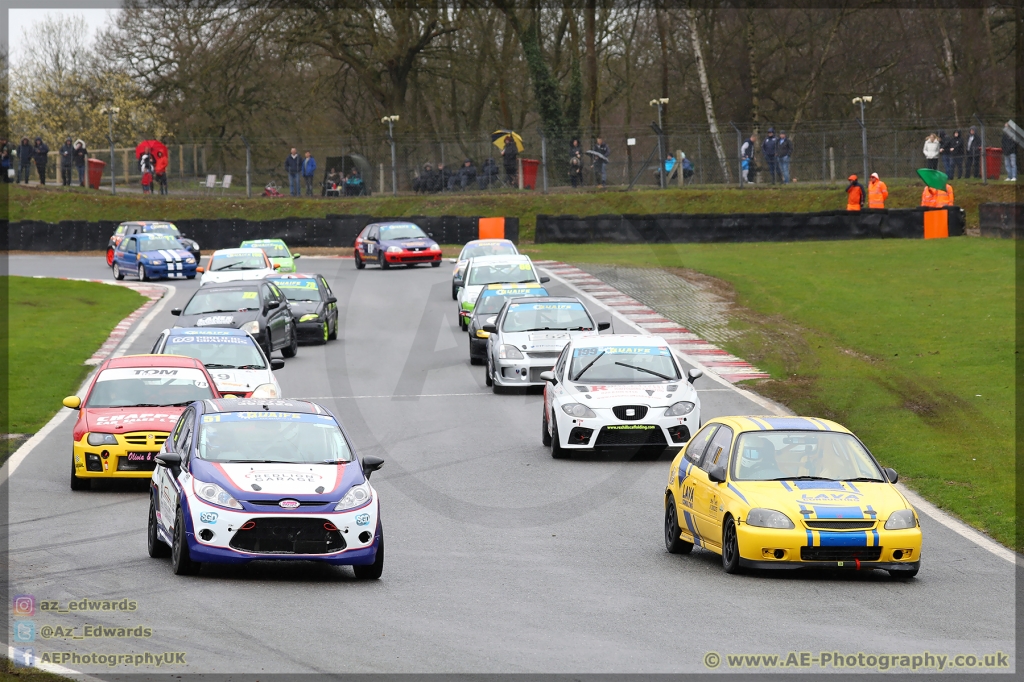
[456,255,549,330]
[485,297,608,391]
[541,335,702,459]
[147,398,385,578]
[199,248,278,285]
[106,221,200,267]
[353,222,441,269]
[664,416,921,578]
[63,355,220,491]
[240,239,301,273]
[112,233,197,281]
[150,327,284,399]
[449,238,519,299]
[266,274,339,344]
[171,281,298,361]
[467,283,549,364]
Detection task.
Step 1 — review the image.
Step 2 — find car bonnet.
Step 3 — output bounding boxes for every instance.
[178,308,260,329]
[563,379,696,406]
[191,457,363,499]
[725,479,910,521]
[83,406,185,434]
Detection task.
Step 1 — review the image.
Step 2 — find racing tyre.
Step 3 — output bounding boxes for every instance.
[353,526,384,579]
[721,517,741,574]
[70,458,89,491]
[105,248,115,266]
[485,358,493,387]
[664,497,694,554]
[451,285,458,300]
[378,253,390,270]
[550,418,569,459]
[431,261,441,268]
[328,317,338,340]
[171,507,201,575]
[282,323,299,358]
[319,321,329,344]
[148,495,171,558]
[112,263,124,280]
[541,410,552,446]
[887,564,920,580]
[354,253,365,270]
[138,264,148,281]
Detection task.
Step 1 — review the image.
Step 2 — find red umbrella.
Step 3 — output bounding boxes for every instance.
[135,140,168,160]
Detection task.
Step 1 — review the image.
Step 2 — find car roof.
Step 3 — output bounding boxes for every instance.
[120,221,175,228]
[211,248,266,256]
[267,273,319,280]
[506,296,582,305]
[467,254,531,266]
[193,281,262,291]
[201,398,327,414]
[483,281,545,290]
[462,239,515,248]
[167,327,247,337]
[703,415,852,435]
[370,221,422,229]
[103,354,206,369]
[571,333,667,348]
[241,238,286,244]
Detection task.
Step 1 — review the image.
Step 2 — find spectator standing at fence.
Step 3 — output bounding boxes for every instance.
[938,130,954,178]
[302,151,317,196]
[922,133,940,170]
[154,146,169,195]
[965,127,981,179]
[761,128,778,183]
[845,174,864,211]
[140,150,155,194]
[569,139,583,187]
[592,137,610,188]
[867,172,888,208]
[741,133,757,183]
[0,139,11,183]
[59,138,74,186]
[285,147,301,196]
[73,140,88,186]
[501,136,518,187]
[17,137,33,183]
[1001,123,1017,181]
[948,130,964,179]
[33,137,50,185]
[777,131,793,184]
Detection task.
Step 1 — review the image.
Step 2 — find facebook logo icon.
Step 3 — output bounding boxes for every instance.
[13,620,35,642]
[12,647,35,667]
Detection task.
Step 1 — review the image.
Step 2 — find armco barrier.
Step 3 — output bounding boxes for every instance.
[978,203,1023,239]
[534,207,964,244]
[5,216,519,252]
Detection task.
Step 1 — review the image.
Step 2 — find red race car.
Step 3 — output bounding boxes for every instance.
[354,221,442,270]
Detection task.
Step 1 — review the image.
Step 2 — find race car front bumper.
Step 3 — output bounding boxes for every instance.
[553,408,699,449]
[384,251,442,265]
[296,319,329,343]
[733,523,923,571]
[141,263,196,280]
[468,334,488,360]
[492,355,561,387]
[73,433,166,479]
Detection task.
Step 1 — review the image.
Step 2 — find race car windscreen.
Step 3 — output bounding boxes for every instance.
[209,253,266,271]
[137,237,184,251]
[378,224,426,240]
[247,242,290,257]
[267,279,320,301]
[569,345,680,383]
[197,412,354,464]
[502,302,595,332]
[164,335,266,369]
[86,367,214,408]
[182,288,260,315]
[731,431,884,482]
[149,225,181,237]
[467,262,537,286]
[462,242,516,260]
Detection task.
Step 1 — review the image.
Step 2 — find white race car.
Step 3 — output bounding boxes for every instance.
[150,327,284,399]
[449,238,519,299]
[483,296,608,390]
[540,334,702,458]
[456,254,549,330]
[199,248,279,285]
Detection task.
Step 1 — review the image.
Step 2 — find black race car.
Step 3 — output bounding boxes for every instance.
[170,281,298,359]
[106,221,200,266]
[266,273,340,344]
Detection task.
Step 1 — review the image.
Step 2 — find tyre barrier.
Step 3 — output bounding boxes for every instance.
[534,207,965,244]
[978,203,1023,239]
[5,215,520,252]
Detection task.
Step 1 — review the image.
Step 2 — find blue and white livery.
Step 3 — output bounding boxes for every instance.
[111,233,196,281]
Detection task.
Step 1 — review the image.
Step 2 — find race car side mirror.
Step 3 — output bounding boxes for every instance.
[270,358,285,370]
[598,322,611,331]
[361,456,384,479]
[293,253,301,259]
[62,396,81,410]
[273,263,281,270]
[884,467,899,484]
[196,266,205,273]
[326,296,338,304]
[448,258,457,263]
[170,308,182,316]
[687,369,703,384]
[708,466,726,484]
[540,276,551,283]
[482,323,497,333]
[539,371,556,384]
[156,452,181,467]
[266,299,280,309]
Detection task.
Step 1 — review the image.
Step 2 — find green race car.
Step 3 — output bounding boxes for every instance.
[239,239,301,273]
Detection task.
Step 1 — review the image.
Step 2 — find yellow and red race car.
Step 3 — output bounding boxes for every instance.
[63,355,220,490]
[664,416,922,578]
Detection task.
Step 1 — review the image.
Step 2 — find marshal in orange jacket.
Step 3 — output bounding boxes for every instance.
[921,184,954,208]
[868,177,889,208]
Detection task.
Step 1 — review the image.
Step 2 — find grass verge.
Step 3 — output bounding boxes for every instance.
[0,657,73,681]
[7,180,1016,241]
[525,238,1014,549]
[7,277,146,439]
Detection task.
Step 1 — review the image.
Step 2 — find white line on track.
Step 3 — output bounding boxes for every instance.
[540,264,1024,566]
[302,393,494,399]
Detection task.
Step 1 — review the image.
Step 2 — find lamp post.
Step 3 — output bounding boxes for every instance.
[101,106,119,195]
[381,115,399,195]
[852,96,872,183]
[650,98,669,188]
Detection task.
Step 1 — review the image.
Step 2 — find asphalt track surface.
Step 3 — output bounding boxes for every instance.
[5,255,1017,676]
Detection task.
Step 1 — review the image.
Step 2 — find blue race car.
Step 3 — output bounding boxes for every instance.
[112,232,197,281]
[148,398,385,578]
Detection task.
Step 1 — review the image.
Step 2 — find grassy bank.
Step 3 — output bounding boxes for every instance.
[526,239,1015,549]
[8,277,145,436]
[6,180,1016,241]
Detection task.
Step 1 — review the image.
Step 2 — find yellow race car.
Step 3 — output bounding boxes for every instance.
[664,416,921,578]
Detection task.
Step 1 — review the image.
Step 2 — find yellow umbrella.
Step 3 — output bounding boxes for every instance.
[491,130,524,153]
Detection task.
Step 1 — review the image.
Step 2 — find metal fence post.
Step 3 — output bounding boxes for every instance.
[730,122,742,188]
[241,135,252,198]
[540,131,548,194]
[821,132,826,183]
[698,133,704,185]
[975,114,987,184]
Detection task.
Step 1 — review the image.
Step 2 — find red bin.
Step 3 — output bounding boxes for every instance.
[87,158,106,189]
[985,147,1002,180]
[520,158,539,190]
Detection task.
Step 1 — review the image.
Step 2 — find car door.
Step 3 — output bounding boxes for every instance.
[122,237,139,270]
[545,342,572,432]
[692,425,734,548]
[262,283,288,348]
[675,424,717,541]
[363,226,379,258]
[157,408,192,533]
[150,330,169,354]
[318,276,338,328]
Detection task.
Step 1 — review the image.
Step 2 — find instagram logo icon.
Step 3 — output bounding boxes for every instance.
[12,595,35,617]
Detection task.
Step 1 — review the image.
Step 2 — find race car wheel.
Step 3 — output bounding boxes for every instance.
[664,496,694,555]
[112,263,124,280]
[721,516,741,574]
[171,507,201,575]
[105,248,115,266]
[378,253,390,270]
[148,495,171,558]
[328,316,338,340]
[887,564,920,580]
[550,418,568,459]
[431,261,441,268]
[485,358,493,387]
[541,410,552,446]
[70,457,89,491]
[353,525,384,580]
[138,264,148,281]
[354,253,365,270]
[282,323,299,358]
[451,285,458,300]
[320,321,329,344]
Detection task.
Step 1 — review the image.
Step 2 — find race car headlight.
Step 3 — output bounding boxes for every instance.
[335,482,372,511]
[665,401,696,416]
[428,244,441,252]
[192,242,200,250]
[561,403,596,418]
[184,257,195,264]
[147,258,164,265]
[240,320,260,334]
[746,508,795,529]
[386,245,403,253]
[87,432,118,446]
[499,344,523,359]
[884,509,918,530]
[250,383,280,399]
[193,479,243,510]
[299,313,320,322]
